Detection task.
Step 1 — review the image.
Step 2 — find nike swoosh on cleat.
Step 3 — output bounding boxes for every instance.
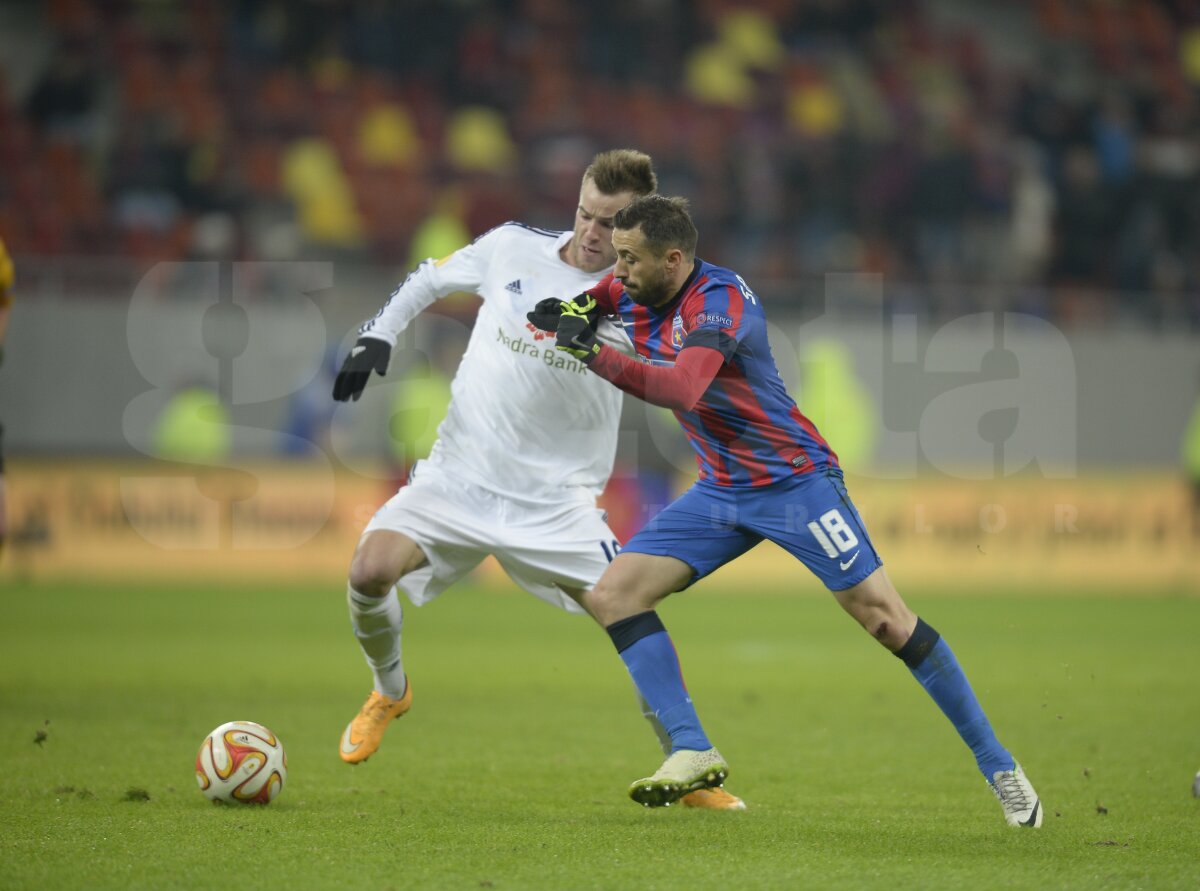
[340,726,362,756]
[350,346,366,358]
[1021,800,1040,827]
[839,552,860,571]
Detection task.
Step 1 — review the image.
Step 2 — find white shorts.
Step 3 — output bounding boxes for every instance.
[363,461,620,613]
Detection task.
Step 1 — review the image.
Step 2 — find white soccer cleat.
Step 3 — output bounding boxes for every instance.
[1193,770,1200,798]
[629,747,729,808]
[990,763,1042,828]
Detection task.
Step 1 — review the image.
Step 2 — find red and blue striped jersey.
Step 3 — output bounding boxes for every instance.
[590,260,838,487]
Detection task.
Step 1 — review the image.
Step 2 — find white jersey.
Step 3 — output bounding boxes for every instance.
[359,223,630,503]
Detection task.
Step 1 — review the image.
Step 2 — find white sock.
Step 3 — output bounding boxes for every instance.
[347,584,407,699]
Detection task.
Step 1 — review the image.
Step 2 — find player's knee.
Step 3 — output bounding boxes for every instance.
[582,577,619,625]
[837,590,910,649]
[583,575,639,626]
[863,603,917,649]
[348,550,398,598]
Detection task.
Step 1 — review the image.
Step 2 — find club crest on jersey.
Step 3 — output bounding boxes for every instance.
[671,312,685,349]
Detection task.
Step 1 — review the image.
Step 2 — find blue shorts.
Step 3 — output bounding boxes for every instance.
[623,467,882,591]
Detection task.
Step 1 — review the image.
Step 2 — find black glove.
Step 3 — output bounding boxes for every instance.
[556,302,601,362]
[526,297,567,332]
[527,294,600,333]
[332,337,391,401]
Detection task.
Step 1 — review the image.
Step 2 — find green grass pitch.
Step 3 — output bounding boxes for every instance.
[1,577,1198,890]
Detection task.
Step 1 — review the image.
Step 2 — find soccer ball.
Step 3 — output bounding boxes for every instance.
[195,721,287,805]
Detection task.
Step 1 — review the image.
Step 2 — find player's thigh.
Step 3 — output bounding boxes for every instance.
[584,551,696,625]
[746,469,882,591]
[353,471,477,594]
[620,482,761,586]
[492,504,622,613]
[349,529,429,595]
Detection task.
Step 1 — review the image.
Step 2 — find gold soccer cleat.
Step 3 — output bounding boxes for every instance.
[339,684,412,764]
[680,787,746,810]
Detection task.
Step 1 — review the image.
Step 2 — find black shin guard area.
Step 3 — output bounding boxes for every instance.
[606,611,667,654]
[894,617,941,668]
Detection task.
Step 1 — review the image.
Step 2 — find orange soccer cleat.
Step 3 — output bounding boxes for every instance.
[680,786,746,810]
[339,684,412,764]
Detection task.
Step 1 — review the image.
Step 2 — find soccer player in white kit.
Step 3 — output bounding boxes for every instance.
[330,149,744,809]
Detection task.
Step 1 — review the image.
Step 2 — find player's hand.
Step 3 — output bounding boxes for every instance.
[527,294,599,333]
[332,337,391,402]
[555,303,601,362]
[526,297,567,332]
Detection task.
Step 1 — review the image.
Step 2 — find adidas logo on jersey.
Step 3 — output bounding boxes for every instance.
[505,279,522,294]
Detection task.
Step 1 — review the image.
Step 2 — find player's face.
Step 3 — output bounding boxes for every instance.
[612,226,673,307]
[567,180,636,273]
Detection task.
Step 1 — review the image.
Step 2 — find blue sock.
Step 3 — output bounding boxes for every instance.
[896,618,1015,780]
[606,612,711,753]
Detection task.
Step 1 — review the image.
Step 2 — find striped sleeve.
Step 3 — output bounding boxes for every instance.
[587,343,724,412]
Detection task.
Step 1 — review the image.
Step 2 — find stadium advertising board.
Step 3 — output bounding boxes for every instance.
[3,460,1196,592]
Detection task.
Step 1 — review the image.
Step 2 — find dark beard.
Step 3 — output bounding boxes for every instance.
[623,277,669,307]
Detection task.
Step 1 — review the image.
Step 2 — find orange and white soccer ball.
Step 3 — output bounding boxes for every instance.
[195,721,287,804]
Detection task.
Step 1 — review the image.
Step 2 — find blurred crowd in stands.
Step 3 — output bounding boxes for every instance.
[2,0,1199,325]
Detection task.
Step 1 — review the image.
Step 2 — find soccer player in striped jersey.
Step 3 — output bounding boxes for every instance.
[532,195,1042,827]
[330,152,744,809]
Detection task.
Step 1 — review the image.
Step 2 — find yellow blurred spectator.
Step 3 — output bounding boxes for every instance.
[0,235,13,347]
[0,235,13,558]
[406,188,471,274]
[281,137,365,248]
[388,359,453,473]
[799,339,877,472]
[1182,26,1200,84]
[718,10,785,72]
[685,43,755,107]
[787,73,845,138]
[1183,382,1200,536]
[359,103,423,169]
[151,385,232,462]
[445,106,516,174]
[687,10,784,108]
